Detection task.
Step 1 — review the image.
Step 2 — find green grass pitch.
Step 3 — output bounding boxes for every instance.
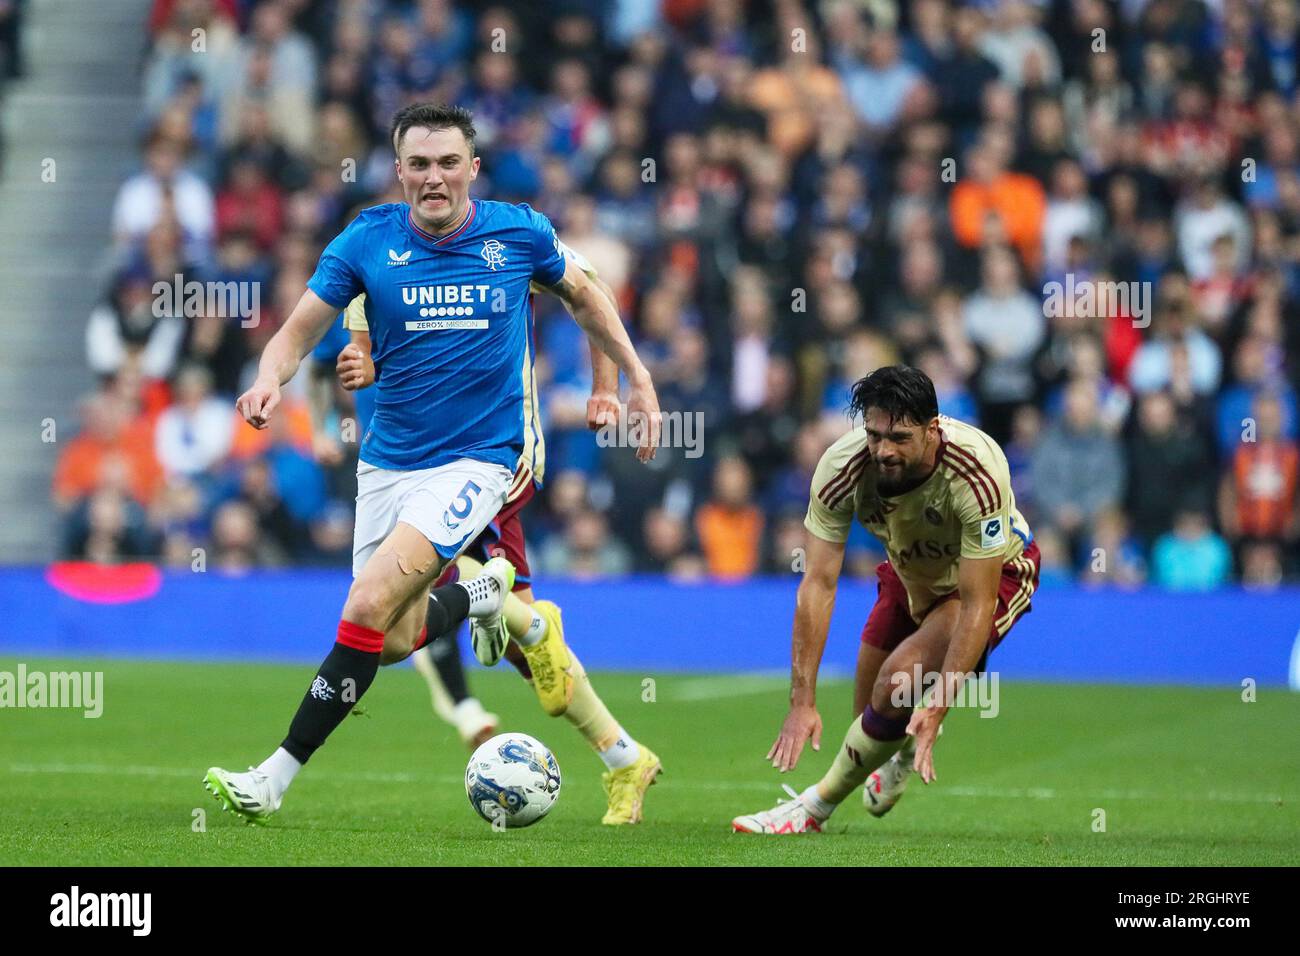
[1,656,1296,866]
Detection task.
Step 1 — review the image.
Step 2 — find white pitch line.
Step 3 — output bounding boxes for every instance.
[667,675,788,702]
[6,762,1290,805]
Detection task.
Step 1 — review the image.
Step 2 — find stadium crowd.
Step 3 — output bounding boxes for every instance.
[56,0,1300,590]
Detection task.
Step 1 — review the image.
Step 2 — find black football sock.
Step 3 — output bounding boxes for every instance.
[281,621,383,764]
[424,583,471,636]
[427,621,471,705]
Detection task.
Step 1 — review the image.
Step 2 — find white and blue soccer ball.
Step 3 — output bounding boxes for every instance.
[465,732,561,828]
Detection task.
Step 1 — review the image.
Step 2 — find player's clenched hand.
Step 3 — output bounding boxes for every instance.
[237,377,281,430]
[586,389,620,431]
[626,379,661,463]
[336,344,374,391]
[767,704,821,772]
[907,707,944,784]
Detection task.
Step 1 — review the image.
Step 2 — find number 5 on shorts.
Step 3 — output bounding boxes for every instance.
[443,480,482,531]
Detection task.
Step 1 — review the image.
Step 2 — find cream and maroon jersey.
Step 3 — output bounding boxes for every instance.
[341,240,599,503]
[805,415,1032,620]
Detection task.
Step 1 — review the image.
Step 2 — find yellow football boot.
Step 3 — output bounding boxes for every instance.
[601,746,662,825]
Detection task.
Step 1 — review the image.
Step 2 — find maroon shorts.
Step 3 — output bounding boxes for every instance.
[472,479,534,592]
[435,478,535,593]
[860,541,1041,667]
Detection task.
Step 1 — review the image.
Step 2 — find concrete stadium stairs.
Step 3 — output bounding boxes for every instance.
[0,0,153,562]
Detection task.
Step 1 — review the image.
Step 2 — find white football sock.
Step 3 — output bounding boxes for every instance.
[597,729,640,770]
[457,573,502,616]
[257,746,302,800]
[514,608,548,647]
[800,785,836,821]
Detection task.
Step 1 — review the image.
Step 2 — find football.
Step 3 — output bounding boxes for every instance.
[464,732,562,828]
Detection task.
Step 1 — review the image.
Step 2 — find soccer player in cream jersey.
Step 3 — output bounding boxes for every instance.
[732,365,1040,834]
[203,103,660,824]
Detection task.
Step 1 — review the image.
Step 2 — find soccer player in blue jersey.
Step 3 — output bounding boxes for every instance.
[325,245,665,824]
[307,307,501,751]
[204,103,660,823]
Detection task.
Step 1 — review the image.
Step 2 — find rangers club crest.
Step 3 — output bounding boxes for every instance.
[480,239,507,271]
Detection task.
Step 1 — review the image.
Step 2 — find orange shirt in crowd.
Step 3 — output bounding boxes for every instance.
[695,503,765,580]
[52,419,164,507]
[749,64,846,158]
[227,398,317,460]
[1232,440,1299,538]
[949,172,1047,273]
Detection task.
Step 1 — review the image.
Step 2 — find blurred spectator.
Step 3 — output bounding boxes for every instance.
[1128,280,1223,396]
[216,156,285,251]
[1126,390,1216,545]
[235,457,302,558]
[638,506,696,573]
[86,273,186,381]
[1173,176,1250,281]
[1151,510,1232,591]
[963,246,1045,440]
[210,500,288,570]
[695,456,763,579]
[949,138,1047,274]
[838,25,925,138]
[733,356,800,492]
[1041,159,1104,277]
[932,5,1001,142]
[65,488,155,562]
[1078,507,1147,588]
[111,132,215,260]
[763,510,807,575]
[0,0,25,80]
[1003,404,1042,520]
[1031,527,1074,588]
[1215,334,1298,455]
[154,364,233,478]
[536,509,632,578]
[1240,541,1285,591]
[1218,392,1299,548]
[53,391,163,511]
[979,0,1061,90]
[218,0,316,154]
[1031,379,1125,549]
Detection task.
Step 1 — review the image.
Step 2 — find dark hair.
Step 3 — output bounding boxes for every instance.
[848,365,938,426]
[390,103,477,156]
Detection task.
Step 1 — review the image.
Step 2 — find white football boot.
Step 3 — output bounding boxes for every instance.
[731,784,825,835]
[864,750,912,817]
[204,766,281,826]
[863,728,935,817]
[451,697,500,750]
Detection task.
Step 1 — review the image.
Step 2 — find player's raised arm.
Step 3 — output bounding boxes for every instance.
[545,258,661,461]
[769,531,845,772]
[237,288,340,430]
[583,272,622,430]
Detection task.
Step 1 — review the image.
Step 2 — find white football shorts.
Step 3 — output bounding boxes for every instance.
[352,457,514,577]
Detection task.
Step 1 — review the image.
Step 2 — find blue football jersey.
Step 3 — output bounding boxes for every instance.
[306,200,566,471]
